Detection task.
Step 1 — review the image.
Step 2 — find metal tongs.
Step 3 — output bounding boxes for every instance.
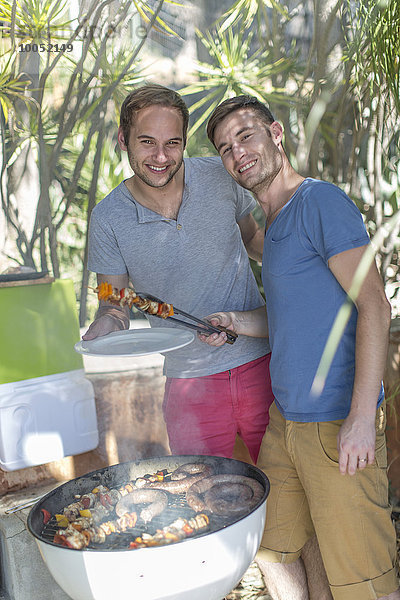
[5,495,45,514]
[136,292,238,344]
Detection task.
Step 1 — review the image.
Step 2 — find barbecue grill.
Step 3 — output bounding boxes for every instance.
[28,455,269,600]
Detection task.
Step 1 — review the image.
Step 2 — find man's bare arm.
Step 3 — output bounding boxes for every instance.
[238,213,264,262]
[82,273,130,340]
[328,245,391,475]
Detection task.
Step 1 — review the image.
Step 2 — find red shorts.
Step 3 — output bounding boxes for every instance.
[162,354,273,463]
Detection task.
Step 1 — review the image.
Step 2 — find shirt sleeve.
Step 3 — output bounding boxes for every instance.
[87,204,128,275]
[233,181,257,221]
[209,156,257,221]
[299,181,370,263]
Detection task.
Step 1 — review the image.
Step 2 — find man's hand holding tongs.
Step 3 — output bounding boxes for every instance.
[198,312,238,347]
[199,307,269,347]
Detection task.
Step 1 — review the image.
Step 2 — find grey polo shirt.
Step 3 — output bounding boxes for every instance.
[88,156,270,377]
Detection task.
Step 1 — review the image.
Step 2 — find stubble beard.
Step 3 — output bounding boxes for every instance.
[243,154,283,196]
[128,149,183,189]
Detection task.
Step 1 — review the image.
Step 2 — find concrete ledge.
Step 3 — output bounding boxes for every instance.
[0,482,70,600]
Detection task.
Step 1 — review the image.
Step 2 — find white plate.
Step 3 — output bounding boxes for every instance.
[74,328,195,357]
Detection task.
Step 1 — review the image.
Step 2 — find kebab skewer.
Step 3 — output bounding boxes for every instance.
[49,469,175,548]
[128,513,210,549]
[91,282,238,343]
[92,282,174,318]
[54,511,209,550]
[53,512,138,549]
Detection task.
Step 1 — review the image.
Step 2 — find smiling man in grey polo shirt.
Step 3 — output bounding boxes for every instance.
[83,84,273,464]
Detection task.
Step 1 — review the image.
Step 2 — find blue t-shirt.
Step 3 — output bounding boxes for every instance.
[261,178,381,421]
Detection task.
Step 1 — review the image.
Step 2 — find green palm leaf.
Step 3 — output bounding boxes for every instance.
[179,25,296,138]
[0,52,34,122]
[345,0,400,114]
[0,0,72,43]
[217,0,288,33]
[132,0,188,38]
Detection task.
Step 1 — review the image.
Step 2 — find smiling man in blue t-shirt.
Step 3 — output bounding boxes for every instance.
[204,96,399,600]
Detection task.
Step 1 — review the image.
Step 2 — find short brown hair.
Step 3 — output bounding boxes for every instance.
[120,84,190,146]
[207,95,275,147]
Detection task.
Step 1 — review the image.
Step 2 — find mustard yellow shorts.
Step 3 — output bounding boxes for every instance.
[257,402,399,600]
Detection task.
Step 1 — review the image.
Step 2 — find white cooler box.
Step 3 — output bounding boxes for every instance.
[0,279,99,471]
[0,369,98,471]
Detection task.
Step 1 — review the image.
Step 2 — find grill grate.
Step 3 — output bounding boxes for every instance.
[30,457,269,553]
[41,490,237,551]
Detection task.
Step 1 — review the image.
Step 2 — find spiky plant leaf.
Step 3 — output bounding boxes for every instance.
[179,26,297,139]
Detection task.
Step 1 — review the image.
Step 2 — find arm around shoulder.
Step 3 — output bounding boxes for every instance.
[238,213,264,262]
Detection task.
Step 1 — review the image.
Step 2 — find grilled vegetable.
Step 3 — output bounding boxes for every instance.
[92,283,174,318]
[53,512,139,549]
[128,514,210,549]
[41,508,51,524]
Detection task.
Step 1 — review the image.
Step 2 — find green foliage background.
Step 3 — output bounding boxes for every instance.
[0,0,399,325]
